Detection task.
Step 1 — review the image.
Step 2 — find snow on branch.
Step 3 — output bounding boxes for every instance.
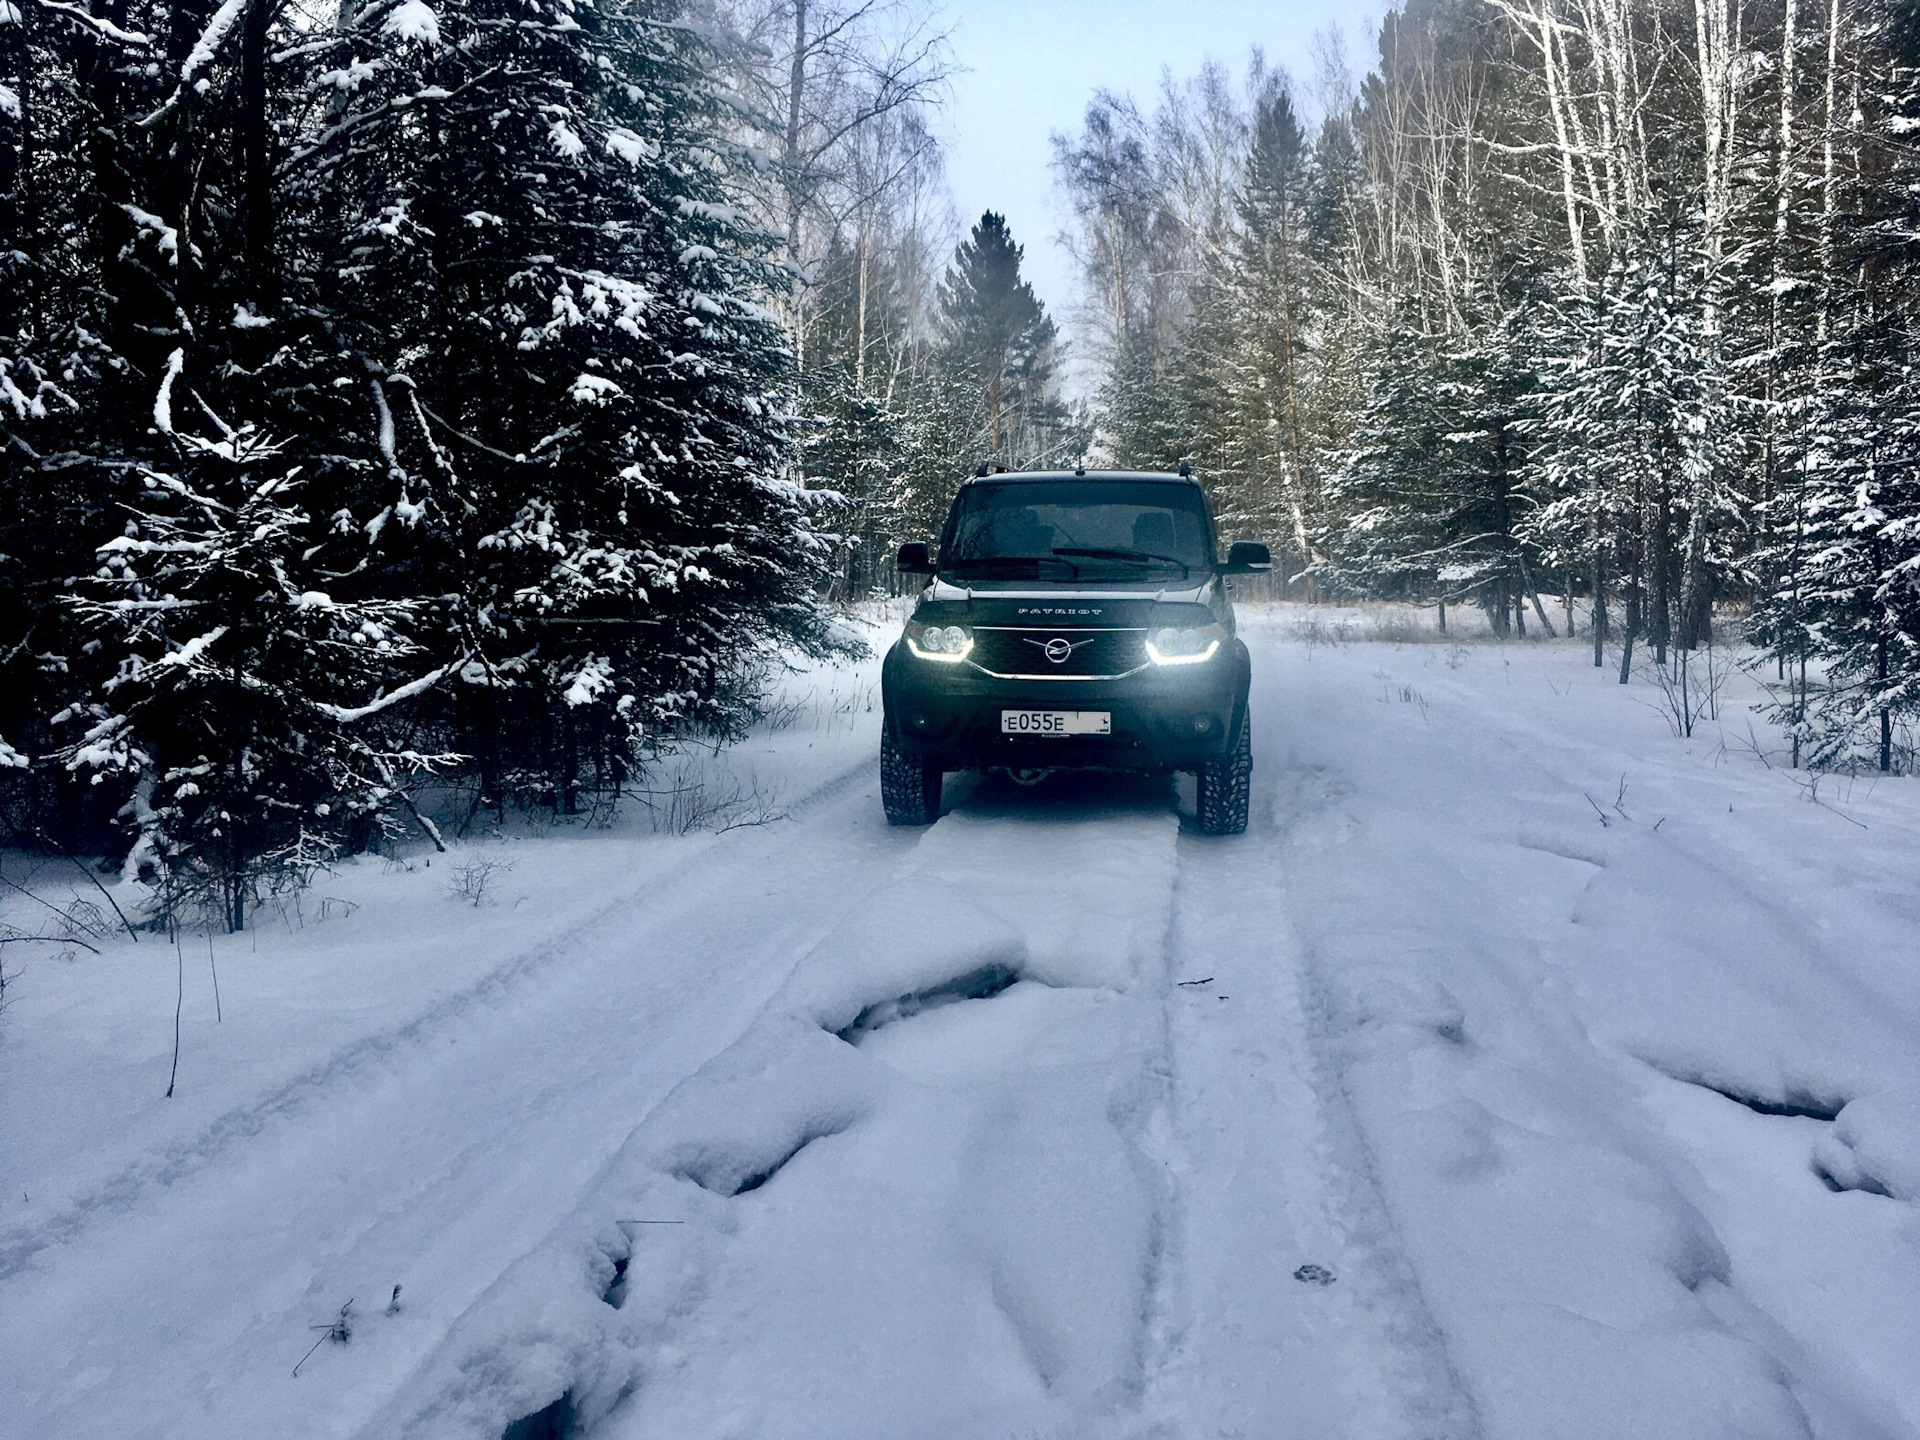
[382,0,440,44]
[179,0,246,85]
[28,0,150,46]
[158,625,230,672]
[136,0,248,125]
[313,661,458,722]
[120,206,179,265]
[153,348,185,435]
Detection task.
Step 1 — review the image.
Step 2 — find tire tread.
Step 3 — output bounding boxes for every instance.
[1195,711,1251,835]
[881,729,942,825]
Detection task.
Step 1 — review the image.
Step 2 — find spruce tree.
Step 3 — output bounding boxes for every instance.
[1327,290,1539,631]
[937,212,1068,468]
[295,0,838,802]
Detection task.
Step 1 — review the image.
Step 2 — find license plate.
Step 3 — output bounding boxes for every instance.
[1001,709,1111,737]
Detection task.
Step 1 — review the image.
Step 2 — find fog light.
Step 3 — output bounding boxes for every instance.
[911,712,930,730]
[1193,715,1213,734]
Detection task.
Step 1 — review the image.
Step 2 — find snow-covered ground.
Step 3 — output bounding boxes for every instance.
[4,605,1918,1440]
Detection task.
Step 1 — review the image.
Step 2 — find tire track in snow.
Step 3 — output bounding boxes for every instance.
[1276,767,1483,1440]
[367,775,1187,1440]
[4,759,926,1440]
[1143,710,1482,1440]
[0,756,879,1287]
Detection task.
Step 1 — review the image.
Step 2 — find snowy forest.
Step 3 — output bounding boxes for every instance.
[4,0,1920,924]
[1056,0,1920,777]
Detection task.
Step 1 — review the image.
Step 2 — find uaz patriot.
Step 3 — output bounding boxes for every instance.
[880,468,1270,833]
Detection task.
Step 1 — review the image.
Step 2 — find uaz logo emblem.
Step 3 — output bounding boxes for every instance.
[1023,635,1095,664]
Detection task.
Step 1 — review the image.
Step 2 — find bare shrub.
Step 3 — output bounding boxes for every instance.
[1374,671,1431,718]
[446,857,515,907]
[754,676,879,736]
[59,898,109,943]
[633,765,786,834]
[1367,612,1430,645]
[1641,644,1731,738]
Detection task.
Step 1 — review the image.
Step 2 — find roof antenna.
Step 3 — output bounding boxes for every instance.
[1074,459,1087,476]
[1177,458,1192,477]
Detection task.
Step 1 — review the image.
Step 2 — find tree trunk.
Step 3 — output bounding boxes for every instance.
[1592,550,1606,665]
[1651,480,1671,664]
[854,228,868,390]
[1518,553,1558,637]
[9,0,37,332]
[1618,517,1641,683]
[784,0,808,369]
[1879,630,1892,772]
[240,0,274,291]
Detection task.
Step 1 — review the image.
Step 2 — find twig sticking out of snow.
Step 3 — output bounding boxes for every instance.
[206,928,222,1023]
[293,1299,354,1376]
[164,924,184,1098]
[1792,773,1869,830]
[446,857,513,907]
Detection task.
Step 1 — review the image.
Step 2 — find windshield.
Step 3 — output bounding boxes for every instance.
[940,480,1215,580]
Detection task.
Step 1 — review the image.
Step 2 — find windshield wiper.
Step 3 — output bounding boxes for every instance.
[1052,546,1192,578]
[944,554,1082,577]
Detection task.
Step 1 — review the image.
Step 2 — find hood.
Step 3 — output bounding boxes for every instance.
[916,575,1219,627]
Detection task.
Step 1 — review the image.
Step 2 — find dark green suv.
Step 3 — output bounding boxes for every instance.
[879,469,1269,833]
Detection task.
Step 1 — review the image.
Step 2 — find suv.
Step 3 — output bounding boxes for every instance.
[879,469,1270,833]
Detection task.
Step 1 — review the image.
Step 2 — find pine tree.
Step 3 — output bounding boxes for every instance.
[1527,226,1745,675]
[296,0,838,802]
[70,427,452,928]
[1214,84,1317,568]
[3,0,844,895]
[1753,0,1920,770]
[1099,324,1191,471]
[1327,289,1541,632]
[937,212,1070,468]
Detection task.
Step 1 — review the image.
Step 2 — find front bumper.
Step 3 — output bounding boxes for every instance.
[882,638,1250,771]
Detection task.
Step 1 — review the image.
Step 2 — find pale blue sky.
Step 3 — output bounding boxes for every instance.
[939,0,1387,341]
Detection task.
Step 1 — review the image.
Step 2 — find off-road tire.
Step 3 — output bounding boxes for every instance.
[1195,709,1251,835]
[881,728,943,825]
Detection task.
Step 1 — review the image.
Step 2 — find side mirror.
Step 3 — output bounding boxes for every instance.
[1221,541,1272,575]
[896,542,935,574]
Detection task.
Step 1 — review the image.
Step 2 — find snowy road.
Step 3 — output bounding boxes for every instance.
[5,610,1920,1440]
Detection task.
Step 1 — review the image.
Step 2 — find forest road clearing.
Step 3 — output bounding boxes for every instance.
[0,752,928,1440]
[6,615,1920,1440]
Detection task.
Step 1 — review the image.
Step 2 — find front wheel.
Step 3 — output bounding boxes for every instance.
[1194,709,1251,835]
[881,728,943,825]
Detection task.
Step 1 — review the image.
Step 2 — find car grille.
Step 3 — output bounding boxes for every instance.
[968,627,1148,679]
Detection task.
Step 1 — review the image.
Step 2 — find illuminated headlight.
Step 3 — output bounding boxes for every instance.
[1147,623,1225,666]
[906,621,974,662]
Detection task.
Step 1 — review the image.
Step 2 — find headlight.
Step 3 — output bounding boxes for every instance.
[906,620,974,663]
[1147,623,1224,666]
